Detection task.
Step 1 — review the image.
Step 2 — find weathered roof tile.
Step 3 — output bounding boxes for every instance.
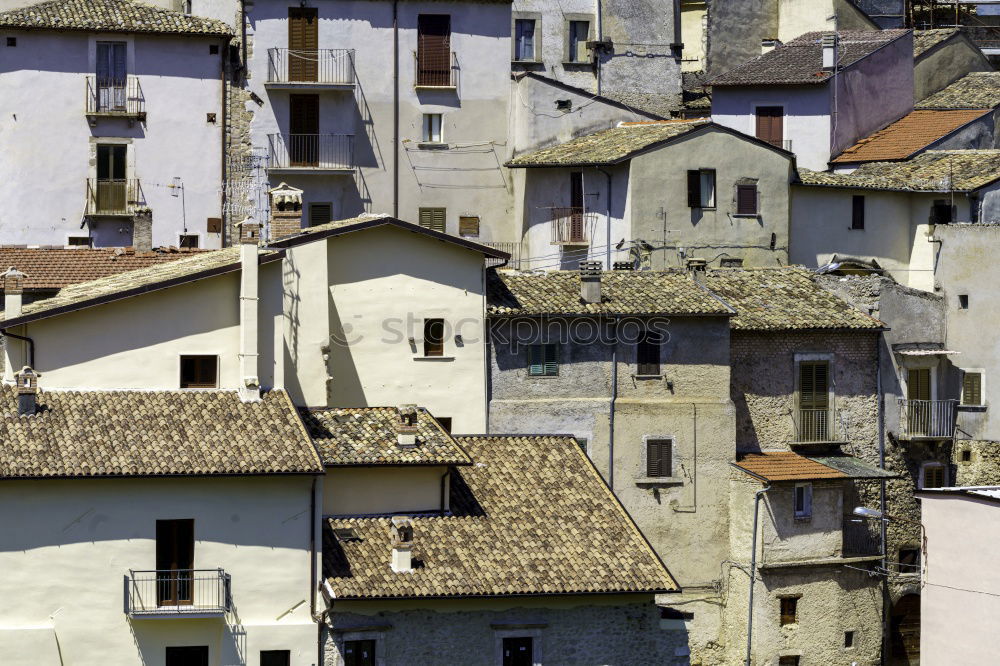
[0,0,232,35]
[799,150,1000,192]
[916,72,1000,110]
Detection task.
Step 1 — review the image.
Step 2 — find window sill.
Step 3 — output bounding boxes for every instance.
[958,404,988,412]
[635,476,683,486]
[691,207,716,211]
[732,213,759,218]
[794,515,812,522]
[562,61,593,69]
[511,59,544,66]
[413,355,455,362]
[527,374,560,379]
[633,374,664,380]
[417,142,449,150]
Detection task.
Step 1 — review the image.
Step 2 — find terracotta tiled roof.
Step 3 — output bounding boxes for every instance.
[913,28,959,57]
[917,72,1000,110]
[0,246,203,292]
[712,30,909,86]
[733,451,893,482]
[831,109,991,164]
[487,268,734,317]
[324,435,677,599]
[798,150,1000,192]
[302,406,472,466]
[701,268,884,331]
[0,387,323,479]
[506,120,708,167]
[0,0,231,35]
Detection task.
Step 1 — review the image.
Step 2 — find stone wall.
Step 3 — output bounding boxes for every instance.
[223,4,256,245]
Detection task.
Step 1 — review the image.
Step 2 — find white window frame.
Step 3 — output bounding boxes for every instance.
[422,113,443,143]
[638,434,681,484]
[919,461,947,489]
[960,367,985,406]
[793,482,813,519]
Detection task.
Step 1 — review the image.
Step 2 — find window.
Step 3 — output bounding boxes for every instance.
[96,42,127,112]
[423,318,445,357]
[778,657,800,666]
[567,20,590,63]
[528,344,558,376]
[720,257,743,268]
[288,7,319,82]
[289,94,319,165]
[898,547,921,570]
[931,199,953,224]
[687,169,716,209]
[416,15,452,86]
[845,631,855,648]
[798,360,830,441]
[959,294,969,309]
[156,519,194,606]
[755,106,784,148]
[514,18,537,61]
[6,37,16,47]
[961,448,972,462]
[502,636,533,666]
[180,355,218,388]
[636,330,661,376]
[422,113,442,143]
[166,646,208,666]
[779,597,798,626]
[343,639,376,666]
[576,437,589,454]
[736,184,759,216]
[178,234,199,249]
[851,195,865,230]
[921,462,946,489]
[418,207,446,233]
[260,651,290,666]
[67,236,92,247]
[308,202,333,227]
[459,215,480,237]
[794,483,813,519]
[646,438,672,477]
[962,370,983,405]
[555,99,572,111]
[435,417,452,433]
[907,367,931,401]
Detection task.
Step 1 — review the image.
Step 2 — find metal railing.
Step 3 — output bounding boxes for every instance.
[267,133,354,170]
[842,517,881,557]
[548,207,595,245]
[793,407,840,443]
[267,48,355,85]
[897,399,957,439]
[414,50,457,87]
[85,75,145,117]
[86,178,143,216]
[125,569,230,616]
[482,241,522,269]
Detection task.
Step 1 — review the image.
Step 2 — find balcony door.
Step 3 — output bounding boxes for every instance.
[96,144,127,214]
[570,172,585,243]
[417,15,451,86]
[289,95,319,166]
[288,7,318,82]
[799,361,830,441]
[96,41,127,111]
[907,368,932,435]
[156,519,194,606]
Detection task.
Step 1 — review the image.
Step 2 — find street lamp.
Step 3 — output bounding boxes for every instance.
[853,506,884,519]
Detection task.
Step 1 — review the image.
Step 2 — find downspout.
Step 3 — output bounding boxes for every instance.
[608,316,619,490]
[220,35,228,246]
[3,330,35,370]
[596,167,612,268]
[392,0,400,218]
[595,0,602,96]
[877,338,889,665]
[745,482,771,666]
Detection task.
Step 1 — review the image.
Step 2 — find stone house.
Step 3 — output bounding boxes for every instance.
[0,0,232,248]
[506,119,795,270]
[912,28,994,103]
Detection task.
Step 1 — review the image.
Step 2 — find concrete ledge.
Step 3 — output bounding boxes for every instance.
[758,555,881,571]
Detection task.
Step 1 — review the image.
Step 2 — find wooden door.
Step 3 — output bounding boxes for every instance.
[156,519,194,606]
[755,106,783,147]
[289,94,319,166]
[288,7,318,81]
[570,172,584,242]
[417,15,451,86]
[890,594,921,665]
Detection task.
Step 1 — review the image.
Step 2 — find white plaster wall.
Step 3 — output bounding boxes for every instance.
[323,466,447,515]
[920,493,1000,665]
[759,482,844,564]
[711,85,832,171]
[509,0,597,91]
[0,30,225,248]
[0,475,318,666]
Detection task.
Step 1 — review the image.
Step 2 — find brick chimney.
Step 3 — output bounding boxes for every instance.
[133,208,153,252]
[396,404,419,447]
[579,260,602,304]
[821,33,838,71]
[390,516,414,573]
[267,182,304,241]
[15,366,39,416]
[237,219,261,402]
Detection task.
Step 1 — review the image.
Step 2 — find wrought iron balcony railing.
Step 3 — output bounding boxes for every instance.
[414,50,457,88]
[125,569,231,617]
[793,407,843,443]
[86,178,144,216]
[842,516,882,558]
[548,207,595,245]
[266,48,355,85]
[897,399,957,439]
[85,75,145,119]
[267,133,355,170]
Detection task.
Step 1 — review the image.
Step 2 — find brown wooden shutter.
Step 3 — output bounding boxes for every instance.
[963,371,982,405]
[309,203,332,227]
[755,106,783,147]
[736,184,758,215]
[417,15,451,86]
[646,439,671,477]
[924,465,945,488]
[288,7,318,81]
[907,368,931,401]
[687,170,701,208]
[800,362,829,409]
[419,208,446,232]
[458,216,480,237]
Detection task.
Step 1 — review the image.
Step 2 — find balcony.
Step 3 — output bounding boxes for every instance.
[897,399,957,440]
[266,48,355,89]
[125,569,231,618]
[842,516,881,558]
[792,408,845,444]
[414,50,458,88]
[267,134,355,174]
[86,178,144,216]
[85,76,145,123]
[548,207,596,245]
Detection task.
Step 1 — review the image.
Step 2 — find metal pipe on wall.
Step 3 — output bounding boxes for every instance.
[393,0,400,218]
[745,483,771,666]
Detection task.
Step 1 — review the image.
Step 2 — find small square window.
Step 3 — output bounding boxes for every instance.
[209,44,220,55]
[646,438,672,477]
[736,184,759,215]
[576,437,589,454]
[67,236,92,247]
[206,112,217,123]
[922,463,946,489]
[6,37,16,47]
[310,202,333,227]
[899,547,921,570]
[844,630,855,648]
[794,483,812,519]
[961,448,972,462]
[555,99,572,111]
[260,650,290,666]
[458,215,480,237]
[778,657,800,666]
[779,597,798,626]
[418,207,446,233]
[422,113,442,143]
[179,234,199,249]
[959,294,969,309]
[423,318,445,357]
[180,355,218,388]
[343,639,376,666]
[720,257,743,268]
[528,343,558,376]
[514,18,536,61]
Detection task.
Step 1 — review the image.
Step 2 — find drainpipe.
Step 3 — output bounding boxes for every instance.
[596,167,612,268]
[877,339,889,665]
[595,0,603,96]
[392,0,400,218]
[608,316,619,489]
[3,330,35,373]
[745,482,771,666]
[220,36,228,246]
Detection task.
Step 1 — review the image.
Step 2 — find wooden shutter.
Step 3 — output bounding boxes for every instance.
[852,195,865,230]
[755,106,783,146]
[924,465,945,488]
[687,170,702,208]
[423,318,444,357]
[963,371,982,405]
[458,216,480,237]
[288,7,318,81]
[637,331,661,375]
[780,597,797,625]
[646,439,671,477]
[799,362,829,409]
[309,203,333,227]
[736,184,758,215]
[417,15,451,86]
[419,208,446,233]
[907,368,931,401]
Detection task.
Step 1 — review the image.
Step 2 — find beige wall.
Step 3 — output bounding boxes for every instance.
[0,475,318,666]
[759,482,844,564]
[323,466,448,515]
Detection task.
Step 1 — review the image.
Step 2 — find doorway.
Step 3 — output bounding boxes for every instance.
[289,94,319,166]
[96,41,127,111]
[156,519,194,606]
[890,594,920,665]
[95,144,127,213]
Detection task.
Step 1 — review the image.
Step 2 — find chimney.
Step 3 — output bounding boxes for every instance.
[15,366,39,417]
[3,267,26,320]
[685,257,708,272]
[237,219,261,402]
[133,208,153,252]
[396,404,419,447]
[579,260,602,304]
[761,38,781,55]
[821,33,838,71]
[267,182,304,241]
[390,516,414,573]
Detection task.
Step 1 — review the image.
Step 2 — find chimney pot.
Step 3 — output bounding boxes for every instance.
[15,366,39,416]
[390,516,414,573]
[579,260,603,304]
[237,219,261,245]
[396,404,419,447]
[3,267,26,295]
[821,33,838,70]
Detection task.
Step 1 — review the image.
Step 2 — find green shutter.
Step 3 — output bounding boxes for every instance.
[544,344,558,376]
[800,362,829,410]
[963,372,982,405]
[529,345,543,376]
[419,207,446,233]
[528,344,557,376]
